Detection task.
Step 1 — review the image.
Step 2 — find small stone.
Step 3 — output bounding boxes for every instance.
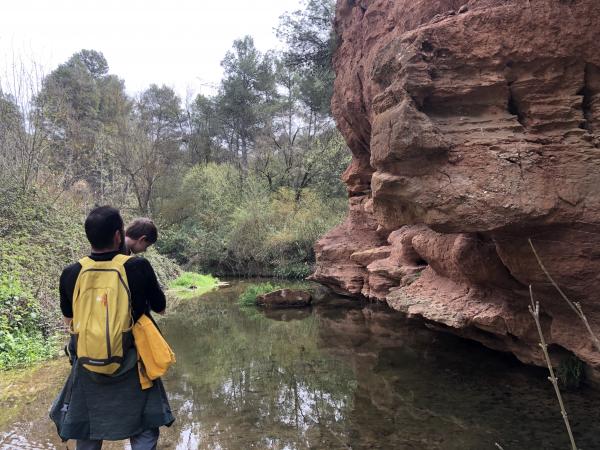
[458,4,469,14]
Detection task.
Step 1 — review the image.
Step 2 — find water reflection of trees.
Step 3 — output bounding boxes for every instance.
[161,286,356,449]
[160,287,600,449]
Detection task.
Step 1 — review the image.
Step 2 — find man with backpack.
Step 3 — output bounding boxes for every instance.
[50,206,174,450]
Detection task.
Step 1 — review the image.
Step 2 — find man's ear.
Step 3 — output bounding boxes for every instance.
[114,229,122,246]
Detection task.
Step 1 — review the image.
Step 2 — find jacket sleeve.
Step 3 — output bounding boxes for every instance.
[140,259,167,313]
[59,267,75,318]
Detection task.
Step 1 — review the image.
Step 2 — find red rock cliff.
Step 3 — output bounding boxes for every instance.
[312,0,600,376]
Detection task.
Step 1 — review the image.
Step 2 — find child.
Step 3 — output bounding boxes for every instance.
[124,218,158,255]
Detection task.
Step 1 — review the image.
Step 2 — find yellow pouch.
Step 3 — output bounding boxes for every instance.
[137,360,154,390]
[132,314,176,380]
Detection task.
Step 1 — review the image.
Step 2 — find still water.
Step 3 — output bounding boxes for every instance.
[1,281,600,449]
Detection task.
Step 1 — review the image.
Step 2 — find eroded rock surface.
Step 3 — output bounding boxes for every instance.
[256,289,312,308]
[312,0,600,376]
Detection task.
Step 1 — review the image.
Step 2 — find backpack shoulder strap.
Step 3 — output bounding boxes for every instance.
[111,254,132,266]
[78,256,95,269]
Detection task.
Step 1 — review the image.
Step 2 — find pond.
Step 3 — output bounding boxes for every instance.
[1,281,600,449]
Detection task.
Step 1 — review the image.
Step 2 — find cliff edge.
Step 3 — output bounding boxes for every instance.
[312,0,600,377]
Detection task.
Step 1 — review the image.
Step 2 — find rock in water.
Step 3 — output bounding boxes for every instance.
[312,0,600,380]
[256,289,312,308]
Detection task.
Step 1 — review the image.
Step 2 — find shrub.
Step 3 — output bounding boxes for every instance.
[0,186,88,336]
[156,163,347,278]
[273,262,313,279]
[143,247,182,287]
[0,277,56,369]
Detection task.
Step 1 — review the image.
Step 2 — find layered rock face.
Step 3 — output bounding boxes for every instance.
[312,0,600,375]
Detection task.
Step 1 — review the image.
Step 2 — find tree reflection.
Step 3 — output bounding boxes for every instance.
[161,284,355,449]
[158,284,600,450]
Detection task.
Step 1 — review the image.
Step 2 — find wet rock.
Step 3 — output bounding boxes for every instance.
[256,289,312,308]
[313,0,600,376]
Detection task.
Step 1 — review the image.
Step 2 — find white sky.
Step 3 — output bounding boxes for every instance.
[0,0,304,100]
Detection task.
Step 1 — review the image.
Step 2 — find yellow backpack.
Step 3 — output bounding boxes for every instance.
[71,254,133,375]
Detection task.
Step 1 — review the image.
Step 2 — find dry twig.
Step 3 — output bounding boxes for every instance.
[528,285,578,450]
[528,238,600,353]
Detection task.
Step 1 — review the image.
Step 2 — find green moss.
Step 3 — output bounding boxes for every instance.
[168,272,219,299]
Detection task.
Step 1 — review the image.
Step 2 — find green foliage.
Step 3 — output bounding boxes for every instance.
[238,282,281,307]
[0,330,58,369]
[0,277,38,333]
[0,187,88,334]
[157,162,346,278]
[36,49,131,195]
[276,0,336,115]
[0,277,56,369]
[273,262,312,279]
[142,247,182,288]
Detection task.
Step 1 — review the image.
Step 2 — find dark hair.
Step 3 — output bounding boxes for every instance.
[84,206,124,249]
[125,218,158,244]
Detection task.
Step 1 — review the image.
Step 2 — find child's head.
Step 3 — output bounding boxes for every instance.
[125,218,158,254]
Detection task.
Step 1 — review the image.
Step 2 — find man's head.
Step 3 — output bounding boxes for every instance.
[125,218,158,254]
[84,206,124,252]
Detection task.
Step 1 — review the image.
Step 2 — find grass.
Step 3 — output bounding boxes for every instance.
[238,282,281,307]
[168,271,220,299]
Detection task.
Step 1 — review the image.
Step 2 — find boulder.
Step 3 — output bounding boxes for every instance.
[256,289,312,308]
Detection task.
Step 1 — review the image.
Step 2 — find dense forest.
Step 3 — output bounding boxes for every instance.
[0,0,348,367]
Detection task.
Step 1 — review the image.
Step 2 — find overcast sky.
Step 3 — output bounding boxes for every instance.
[0,0,304,99]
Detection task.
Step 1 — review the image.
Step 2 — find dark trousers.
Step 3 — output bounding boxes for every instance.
[75,428,159,450]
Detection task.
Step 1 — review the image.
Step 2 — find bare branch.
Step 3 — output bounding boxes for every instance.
[528,285,578,450]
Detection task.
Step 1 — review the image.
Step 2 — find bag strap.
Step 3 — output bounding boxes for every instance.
[111,254,132,266]
[78,254,131,268]
[78,256,94,269]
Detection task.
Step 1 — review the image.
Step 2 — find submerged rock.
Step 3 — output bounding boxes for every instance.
[256,289,312,308]
[313,0,600,378]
